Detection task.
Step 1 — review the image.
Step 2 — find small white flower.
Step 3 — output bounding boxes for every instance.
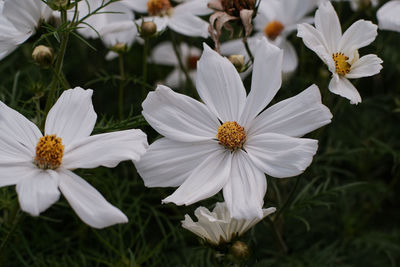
[151,41,201,87]
[0,0,52,60]
[128,0,212,38]
[221,0,318,75]
[137,37,332,219]
[377,0,400,32]
[0,87,148,228]
[182,202,276,245]
[297,1,383,104]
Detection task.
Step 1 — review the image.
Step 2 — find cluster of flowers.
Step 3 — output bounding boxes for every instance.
[0,0,397,246]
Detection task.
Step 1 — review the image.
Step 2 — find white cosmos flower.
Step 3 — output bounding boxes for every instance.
[182,202,276,245]
[297,1,383,104]
[0,0,52,60]
[128,0,212,38]
[136,37,332,219]
[0,87,148,228]
[151,41,201,88]
[377,1,400,32]
[221,0,318,75]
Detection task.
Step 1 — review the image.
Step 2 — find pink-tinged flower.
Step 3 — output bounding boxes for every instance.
[137,38,332,219]
[0,87,148,228]
[182,202,276,245]
[377,0,400,33]
[297,1,383,104]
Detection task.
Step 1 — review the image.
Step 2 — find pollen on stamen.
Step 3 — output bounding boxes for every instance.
[217,121,246,151]
[332,52,351,76]
[264,21,284,40]
[147,0,172,16]
[34,135,64,170]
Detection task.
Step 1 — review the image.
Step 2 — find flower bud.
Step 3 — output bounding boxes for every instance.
[32,45,54,68]
[228,55,245,72]
[230,241,250,261]
[140,21,157,38]
[48,0,69,10]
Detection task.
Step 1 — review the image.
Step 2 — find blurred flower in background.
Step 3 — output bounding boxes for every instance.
[377,0,400,32]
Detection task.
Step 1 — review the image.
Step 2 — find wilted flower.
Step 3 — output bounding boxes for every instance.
[137,38,332,219]
[182,202,276,245]
[151,41,201,88]
[377,1,400,32]
[297,1,383,104]
[0,87,148,228]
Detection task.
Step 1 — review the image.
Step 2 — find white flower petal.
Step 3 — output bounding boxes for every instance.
[297,23,331,64]
[168,14,209,38]
[100,20,137,48]
[239,38,283,127]
[0,101,42,155]
[0,163,37,187]
[152,42,180,66]
[314,1,341,52]
[63,129,148,169]
[329,74,361,104]
[122,0,148,13]
[245,133,318,178]
[196,44,246,122]
[0,133,34,163]
[142,85,220,142]
[346,54,383,79]
[174,0,212,15]
[58,169,128,229]
[16,169,60,216]
[223,150,266,219]
[137,138,220,187]
[165,68,184,88]
[45,87,97,145]
[281,39,298,74]
[377,1,400,32]
[339,20,378,55]
[162,148,231,205]
[248,85,332,138]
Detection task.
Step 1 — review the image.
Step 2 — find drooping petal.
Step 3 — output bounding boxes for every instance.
[245,133,318,178]
[0,163,37,187]
[168,14,209,38]
[297,23,331,65]
[162,148,231,205]
[377,0,400,32]
[45,87,97,146]
[339,20,378,55]
[223,150,266,219]
[142,85,220,142]
[314,1,341,52]
[63,129,148,169]
[239,38,283,127]
[137,138,220,187]
[329,74,361,104]
[346,54,383,79]
[58,169,128,229]
[16,169,60,216]
[247,85,332,138]
[0,101,42,155]
[196,44,246,122]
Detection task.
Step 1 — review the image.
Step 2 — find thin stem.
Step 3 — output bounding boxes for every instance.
[243,39,254,63]
[43,9,70,124]
[169,31,196,93]
[118,53,125,119]
[267,217,288,254]
[275,176,301,220]
[141,37,149,100]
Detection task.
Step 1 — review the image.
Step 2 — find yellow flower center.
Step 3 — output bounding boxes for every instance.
[217,121,246,150]
[332,52,351,76]
[147,0,172,16]
[264,21,284,40]
[34,135,64,170]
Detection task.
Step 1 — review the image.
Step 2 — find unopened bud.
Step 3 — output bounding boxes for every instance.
[230,241,250,261]
[111,43,128,54]
[228,55,245,72]
[48,0,70,10]
[140,21,157,38]
[32,45,54,68]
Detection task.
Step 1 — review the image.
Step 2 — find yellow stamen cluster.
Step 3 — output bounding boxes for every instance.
[34,135,64,170]
[147,0,172,16]
[332,52,351,76]
[264,21,284,40]
[217,121,246,150]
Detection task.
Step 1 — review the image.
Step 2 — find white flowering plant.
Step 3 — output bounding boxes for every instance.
[0,0,399,266]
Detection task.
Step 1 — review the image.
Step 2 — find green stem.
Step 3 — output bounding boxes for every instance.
[43,9,70,125]
[267,217,288,254]
[118,54,125,119]
[141,38,149,100]
[275,176,301,220]
[243,39,254,63]
[169,31,195,93]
